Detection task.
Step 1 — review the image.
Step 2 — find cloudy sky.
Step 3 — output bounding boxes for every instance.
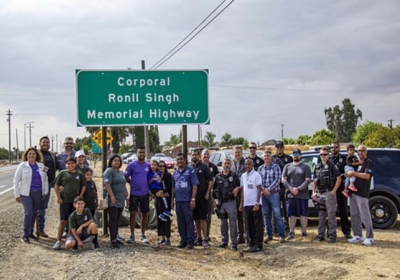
[1,0,399,152]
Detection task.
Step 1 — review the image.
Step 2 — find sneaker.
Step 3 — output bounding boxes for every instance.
[53,240,62,250]
[286,232,295,241]
[348,235,365,243]
[317,237,325,242]
[362,238,374,246]
[157,239,166,245]
[348,184,358,192]
[231,245,237,251]
[342,190,351,198]
[186,242,194,250]
[194,238,203,246]
[111,241,120,248]
[163,210,173,218]
[219,243,228,248]
[28,234,38,241]
[328,238,336,243]
[237,235,245,244]
[116,234,125,242]
[127,235,136,243]
[140,235,149,243]
[163,240,171,246]
[158,214,168,222]
[250,246,262,253]
[21,236,30,243]
[202,239,210,248]
[177,242,187,248]
[38,231,49,238]
[302,232,307,237]
[279,237,286,243]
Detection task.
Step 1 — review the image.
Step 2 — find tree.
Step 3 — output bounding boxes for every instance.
[165,134,180,146]
[231,137,248,146]
[352,121,385,145]
[308,129,335,146]
[203,131,217,147]
[296,135,312,145]
[325,98,362,142]
[220,133,232,147]
[149,125,161,153]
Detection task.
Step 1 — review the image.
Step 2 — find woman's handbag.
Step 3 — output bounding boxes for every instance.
[98,195,109,210]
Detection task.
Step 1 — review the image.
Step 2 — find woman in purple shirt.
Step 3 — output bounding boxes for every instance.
[13,147,49,243]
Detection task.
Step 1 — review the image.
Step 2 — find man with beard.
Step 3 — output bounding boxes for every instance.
[231,146,247,244]
[329,141,352,239]
[190,149,213,247]
[272,141,293,233]
[213,158,239,250]
[37,136,58,237]
[282,149,312,240]
[201,149,219,242]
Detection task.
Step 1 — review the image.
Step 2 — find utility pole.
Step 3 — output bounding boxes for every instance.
[51,135,54,151]
[6,109,12,162]
[27,122,34,147]
[16,128,19,162]
[56,134,58,152]
[388,119,394,129]
[142,60,150,158]
[198,125,202,147]
[388,119,395,148]
[281,124,285,140]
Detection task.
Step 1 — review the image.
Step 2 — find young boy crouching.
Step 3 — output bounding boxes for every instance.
[65,196,100,251]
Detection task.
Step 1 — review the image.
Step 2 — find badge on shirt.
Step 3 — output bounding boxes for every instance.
[339,158,343,163]
[84,215,88,221]
[248,183,254,189]
[229,176,233,182]
[181,181,188,188]
[324,165,328,169]
[256,159,260,164]
[75,175,80,179]
[210,168,213,172]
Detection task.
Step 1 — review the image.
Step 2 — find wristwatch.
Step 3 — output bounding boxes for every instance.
[255,202,259,206]
[191,198,196,201]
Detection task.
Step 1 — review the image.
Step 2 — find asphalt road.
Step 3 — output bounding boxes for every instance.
[0,165,17,197]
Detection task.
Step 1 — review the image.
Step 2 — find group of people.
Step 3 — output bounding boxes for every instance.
[13,136,99,250]
[13,136,375,253]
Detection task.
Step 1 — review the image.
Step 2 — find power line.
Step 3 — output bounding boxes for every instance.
[150,0,235,69]
[150,0,228,69]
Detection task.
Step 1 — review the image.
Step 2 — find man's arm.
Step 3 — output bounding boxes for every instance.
[204,166,213,200]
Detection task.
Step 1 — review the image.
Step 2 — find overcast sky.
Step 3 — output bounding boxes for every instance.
[1,0,399,152]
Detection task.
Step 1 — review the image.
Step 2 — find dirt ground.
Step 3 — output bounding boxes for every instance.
[1,163,400,280]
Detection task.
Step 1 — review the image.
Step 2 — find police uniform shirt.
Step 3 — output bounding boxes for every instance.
[329,153,347,180]
[207,162,220,178]
[214,171,240,201]
[246,155,265,171]
[189,161,212,199]
[313,161,340,189]
[353,158,373,199]
[272,154,293,171]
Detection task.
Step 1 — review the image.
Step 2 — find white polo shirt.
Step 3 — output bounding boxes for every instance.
[241,169,262,207]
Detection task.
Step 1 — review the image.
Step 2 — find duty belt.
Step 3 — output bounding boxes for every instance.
[318,188,333,193]
[222,198,235,202]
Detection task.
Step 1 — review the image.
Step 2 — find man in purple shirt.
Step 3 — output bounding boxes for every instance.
[124,147,151,244]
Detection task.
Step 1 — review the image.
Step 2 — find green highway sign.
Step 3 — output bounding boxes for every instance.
[91,141,102,154]
[76,70,209,126]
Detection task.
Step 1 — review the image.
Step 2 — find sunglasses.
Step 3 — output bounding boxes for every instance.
[65,143,74,145]
[320,153,329,156]
[249,147,256,149]
[159,165,165,168]
[331,146,339,149]
[357,149,367,153]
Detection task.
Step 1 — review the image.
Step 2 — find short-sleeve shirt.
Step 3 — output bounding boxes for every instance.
[247,155,265,171]
[172,166,199,202]
[83,180,97,211]
[240,169,262,207]
[346,155,360,166]
[148,170,162,191]
[282,163,311,199]
[190,161,213,199]
[68,208,93,234]
[103,168,126,208]
[353,158,373,199]
[124,160,151,196]
[55,170,85,203]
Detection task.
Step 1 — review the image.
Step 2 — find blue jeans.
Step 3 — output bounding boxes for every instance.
[176,201,194,244]
[38,190,51,232]
[261,192,285,238]
[21,190,42,237]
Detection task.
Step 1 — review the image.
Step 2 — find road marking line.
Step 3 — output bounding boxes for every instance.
[0,185,8,190]
[0,187,13,196]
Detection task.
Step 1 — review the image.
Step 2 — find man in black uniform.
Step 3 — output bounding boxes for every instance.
[213,158,240,250]
[329,141,352,239]
[190,149,214,247]
[231,146,247,244]
[272,141,293,231]
[246,142,264,170]
[37,136,58,237]
[201,149,220,242]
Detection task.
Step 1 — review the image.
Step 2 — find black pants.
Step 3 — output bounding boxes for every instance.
[336,184,351,235]
[155,197,171,238]
[108,207,123,241]
[236,193,248,241]
[244,206,264,249]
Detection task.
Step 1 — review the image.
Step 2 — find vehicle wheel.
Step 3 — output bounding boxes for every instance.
[369,196,398,229]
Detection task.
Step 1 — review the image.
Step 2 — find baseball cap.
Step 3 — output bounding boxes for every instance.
[275,141,284,147]
[292,149,301,156]
[75,150,85,158]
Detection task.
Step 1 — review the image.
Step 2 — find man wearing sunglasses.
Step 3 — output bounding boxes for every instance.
[247,142,264,170]
[346,145,374,246]
[312,146,341,243]
[329,141,352,239]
